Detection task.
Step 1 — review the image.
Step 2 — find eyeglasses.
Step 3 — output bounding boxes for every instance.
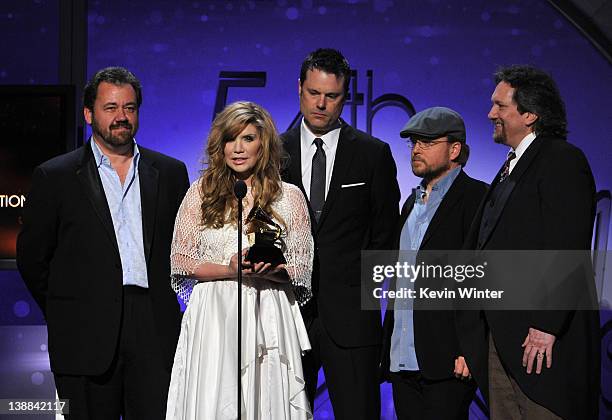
[407,139,450,150]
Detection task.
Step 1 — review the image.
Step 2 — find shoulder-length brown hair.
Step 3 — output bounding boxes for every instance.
[199,101,284,229]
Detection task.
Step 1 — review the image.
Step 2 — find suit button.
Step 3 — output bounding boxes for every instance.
[484,221,488,228]
[489,200,495,207]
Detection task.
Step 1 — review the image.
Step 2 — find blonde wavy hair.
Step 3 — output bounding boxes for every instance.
[199,101,285,229]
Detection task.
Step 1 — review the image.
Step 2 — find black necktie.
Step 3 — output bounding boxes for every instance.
[498,151,516,183]
[310,137,326,222]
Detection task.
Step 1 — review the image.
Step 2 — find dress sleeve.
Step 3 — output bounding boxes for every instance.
[170,181,203,305]
[282,184,314,306]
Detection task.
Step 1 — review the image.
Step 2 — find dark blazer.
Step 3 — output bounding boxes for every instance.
[380,170,487,380]
[281,122,400,347]
[17,142,189,376]
[456,136,600,420]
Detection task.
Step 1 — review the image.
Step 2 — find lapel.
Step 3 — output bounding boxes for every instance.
[316,122,357,231]
[477,136,545,249]
[397,191,416,246]
[388,192,416,312]
[283,126,306,193]
[75,142,120,258]
[283,124,317,228]
[420,170,467,249]
[138,147,159,265]
[283,126,317,224]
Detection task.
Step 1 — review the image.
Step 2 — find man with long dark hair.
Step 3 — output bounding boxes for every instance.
[458,65,600,419]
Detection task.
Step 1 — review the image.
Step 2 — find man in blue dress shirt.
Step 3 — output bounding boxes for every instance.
[380,107,487,419]
[17,67,189,419]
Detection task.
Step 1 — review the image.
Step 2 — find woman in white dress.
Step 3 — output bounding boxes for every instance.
[165,101,313,420]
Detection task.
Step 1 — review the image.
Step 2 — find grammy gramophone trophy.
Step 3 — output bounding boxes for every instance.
[245,206,287,266]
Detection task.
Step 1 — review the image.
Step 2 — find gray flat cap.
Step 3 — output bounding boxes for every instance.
[400,106,466,141]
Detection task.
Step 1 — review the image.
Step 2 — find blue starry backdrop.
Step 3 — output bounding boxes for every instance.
[1,0,611,419]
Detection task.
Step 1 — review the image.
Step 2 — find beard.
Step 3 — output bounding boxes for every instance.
[493,131,506,144]
[411,158,449,182]
[493,121,507,144]
[91,117,137,148]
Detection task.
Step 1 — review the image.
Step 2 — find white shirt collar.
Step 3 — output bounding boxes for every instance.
[299,118,342,200]
[508,131,536,173]
[300,118,341,151]
[91,136,139,168]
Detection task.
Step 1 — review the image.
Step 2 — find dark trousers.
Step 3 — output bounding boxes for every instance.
[53,286,170,420]
[302,316,381,420]
[389,370,476,420]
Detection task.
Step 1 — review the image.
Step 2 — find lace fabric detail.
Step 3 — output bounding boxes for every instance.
[170,180,314,306]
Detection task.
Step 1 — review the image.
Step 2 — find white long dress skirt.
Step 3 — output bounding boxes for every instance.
[166,278,312,420]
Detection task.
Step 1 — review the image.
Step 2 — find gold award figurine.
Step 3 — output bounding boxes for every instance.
[245,206,287,266]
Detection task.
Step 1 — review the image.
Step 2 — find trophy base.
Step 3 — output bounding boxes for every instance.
[246,245,287,266]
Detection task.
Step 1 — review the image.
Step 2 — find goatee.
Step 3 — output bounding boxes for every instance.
[493,133,506,144]
[92,120,135,147]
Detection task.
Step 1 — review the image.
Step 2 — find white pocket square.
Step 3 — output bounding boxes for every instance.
[341,182,366,188]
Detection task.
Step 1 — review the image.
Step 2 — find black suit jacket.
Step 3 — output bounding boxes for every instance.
[281,122,400,347]
[380,170,487,380]
[456,136,599,420]
[17,142,189,376]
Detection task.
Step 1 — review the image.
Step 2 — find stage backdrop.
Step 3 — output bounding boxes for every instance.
[1,0,611,419]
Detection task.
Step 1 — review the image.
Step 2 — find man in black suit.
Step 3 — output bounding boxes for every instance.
[17,67,189,419]
[380,107,487,419]
[281,48,400,419]
[457,65,599,419]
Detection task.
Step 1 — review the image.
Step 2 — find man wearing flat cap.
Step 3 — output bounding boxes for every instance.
[380,107,487,419]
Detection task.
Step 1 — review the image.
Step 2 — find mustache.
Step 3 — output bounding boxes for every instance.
[110,121,133,130]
